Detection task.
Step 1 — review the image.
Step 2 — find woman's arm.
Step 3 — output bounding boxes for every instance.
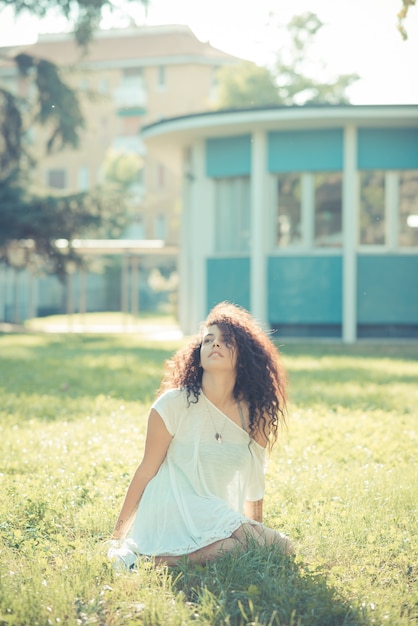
[244,498,263,523]
[111,408,173,540]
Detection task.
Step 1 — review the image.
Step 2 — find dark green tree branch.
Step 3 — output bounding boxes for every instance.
[0,0,148,279]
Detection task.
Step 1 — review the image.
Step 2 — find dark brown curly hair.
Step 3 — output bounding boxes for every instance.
[159,302,287,449]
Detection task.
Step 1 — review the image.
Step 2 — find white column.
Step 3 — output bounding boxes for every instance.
[186,139,213,333]
[342,125,357,343]
[250,130,268,326]
[131,256,139,317]
[178,164,192,334]
[27,270,37,320]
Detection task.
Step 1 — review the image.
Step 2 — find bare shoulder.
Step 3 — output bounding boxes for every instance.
[239,400,269,448]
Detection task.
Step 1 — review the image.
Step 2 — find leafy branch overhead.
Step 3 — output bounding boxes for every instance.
[0,0,150,46]
[0,178,130,278]
[0,0,149,278]
[15,53,84,153]
[0,88,23,179]
[398,0,416,39]
[216,12,360,110]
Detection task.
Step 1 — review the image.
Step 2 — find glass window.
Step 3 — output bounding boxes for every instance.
[157,66,166,89]
[277,174,301,248]
[156,163,165,189]
[79,78,89,91]
[77,166,89,191]
[214,177,250,253]
[126,216,145,240]
[314,173,342,247]
[98,78,109,94]
[123,68,143,79]
[210,67,219,103]
[399,170,418,247]
[47,169,66,189]
[155,214,167,240]
[359,171,385,245]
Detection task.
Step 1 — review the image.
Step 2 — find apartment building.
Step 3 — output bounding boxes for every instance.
[0,25,240,321]
[0,24,238,245]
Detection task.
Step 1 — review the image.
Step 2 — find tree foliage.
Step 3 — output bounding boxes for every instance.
[103,150,144,188]
[216,62,279,109]
[216,12,360,109]
[0,0,149,47]
[0,168,130,278]
[0,0,147,279]
[398,0,416,39]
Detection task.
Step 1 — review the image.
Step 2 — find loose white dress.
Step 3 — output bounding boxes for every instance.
[109,388,266,566]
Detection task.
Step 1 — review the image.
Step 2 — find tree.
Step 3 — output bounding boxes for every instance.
[0,182,128,279]
[215,12,359,109]
[0,0,149,47]
[398,0,416,39]
[216,62,279,109]
[274,13,359,105]
[0,0,147,278]
[103,150,144,189]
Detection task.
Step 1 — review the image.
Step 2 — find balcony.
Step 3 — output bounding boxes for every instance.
[113,81,147,115]
[112,136,146,156]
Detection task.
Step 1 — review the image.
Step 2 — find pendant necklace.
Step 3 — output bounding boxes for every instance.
[203,393,227,444]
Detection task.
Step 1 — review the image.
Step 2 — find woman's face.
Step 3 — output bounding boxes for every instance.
[200,324,237,373]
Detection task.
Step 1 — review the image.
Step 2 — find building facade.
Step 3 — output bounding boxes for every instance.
[0,24,236,244]
[142,105,418,341]
[0,25,238,321]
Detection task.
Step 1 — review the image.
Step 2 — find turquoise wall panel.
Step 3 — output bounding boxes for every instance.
[357,255,418,323]
[267,256,342,323]
[206,258,250,312]
[268,129,343,172]
[358,128,418,170]
[206,135,252,177]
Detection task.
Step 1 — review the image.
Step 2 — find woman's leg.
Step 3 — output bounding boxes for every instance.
[154,535,242,566]
[233,523,294,555]
[154,523,293,566]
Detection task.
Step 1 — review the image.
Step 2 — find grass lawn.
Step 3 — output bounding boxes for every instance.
[0,326,417,625]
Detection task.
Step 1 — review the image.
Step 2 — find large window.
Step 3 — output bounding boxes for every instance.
[157,66,166,90]
[154,214,167,240]
[359,170,418,248]
[77,166,89,191]
[47,169,66,189]
[214,177,250,253]
[399,170,418,247]
[314,173,342,247]
[277,174,301,247]
[276,172,342,249]
[359,171,385,245]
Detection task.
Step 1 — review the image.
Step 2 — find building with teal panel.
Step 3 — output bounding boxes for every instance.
[142,105,418,341]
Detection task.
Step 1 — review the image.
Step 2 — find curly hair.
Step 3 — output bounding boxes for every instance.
[158,302,287,449]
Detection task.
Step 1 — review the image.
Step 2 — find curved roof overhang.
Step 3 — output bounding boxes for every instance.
[141,104,418,146]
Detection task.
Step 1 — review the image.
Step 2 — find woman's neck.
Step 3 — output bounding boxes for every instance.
[201,372,236,410]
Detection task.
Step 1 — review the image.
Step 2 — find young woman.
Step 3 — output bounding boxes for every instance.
[109,302,293,568]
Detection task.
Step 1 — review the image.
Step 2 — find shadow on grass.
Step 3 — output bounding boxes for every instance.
[172,544,368,626]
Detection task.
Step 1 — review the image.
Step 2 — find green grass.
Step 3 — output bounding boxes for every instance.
[0,329,417,625]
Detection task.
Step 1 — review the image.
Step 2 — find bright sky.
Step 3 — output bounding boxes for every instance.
[1,0,417,105]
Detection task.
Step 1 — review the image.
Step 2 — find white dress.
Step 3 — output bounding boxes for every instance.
[112,388,266,563]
